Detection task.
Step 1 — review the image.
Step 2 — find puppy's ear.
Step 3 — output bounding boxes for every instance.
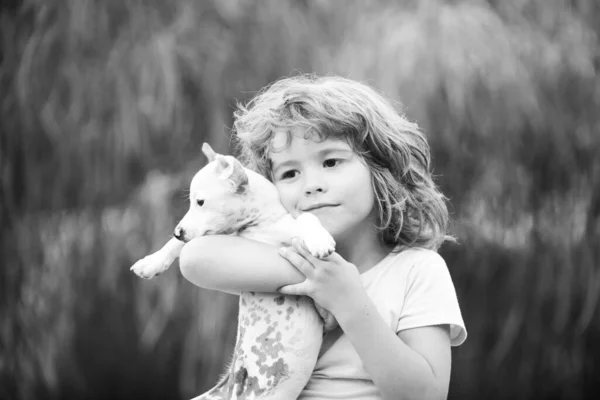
[202,143,217,162]
[215,155,248,193]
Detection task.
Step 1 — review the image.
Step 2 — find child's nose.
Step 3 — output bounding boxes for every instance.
[305,186,324,195]
[303,172,327,195]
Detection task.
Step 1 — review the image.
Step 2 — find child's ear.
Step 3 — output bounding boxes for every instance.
[215,155,248,193]
[202,143,217,162]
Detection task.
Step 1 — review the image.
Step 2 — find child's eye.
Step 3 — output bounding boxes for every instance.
[323,159,340,168]
[280,170,298,180]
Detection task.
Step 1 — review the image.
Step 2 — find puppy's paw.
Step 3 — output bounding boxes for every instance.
[303,230,336,259]
[296,213,335,258]
[130,252,172,279]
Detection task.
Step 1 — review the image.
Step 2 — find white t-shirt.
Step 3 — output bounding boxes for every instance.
[298,247,467,400]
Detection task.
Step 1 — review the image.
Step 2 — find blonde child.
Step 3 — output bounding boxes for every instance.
[180,75,467,400]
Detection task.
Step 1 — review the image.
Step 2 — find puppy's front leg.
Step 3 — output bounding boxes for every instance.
[295,213,339,332]
[131,238,184,279]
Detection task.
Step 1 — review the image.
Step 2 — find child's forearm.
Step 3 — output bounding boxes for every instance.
[179,235,306,294]
[333,291,448,400]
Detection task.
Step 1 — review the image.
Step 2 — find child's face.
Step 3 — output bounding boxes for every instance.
[269,128,378,244]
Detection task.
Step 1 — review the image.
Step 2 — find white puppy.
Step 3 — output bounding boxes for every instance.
[131,143,336,400]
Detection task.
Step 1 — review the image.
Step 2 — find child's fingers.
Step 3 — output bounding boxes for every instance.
[277,282,309,296]
[279,246,315,277]
[324,251,345,264]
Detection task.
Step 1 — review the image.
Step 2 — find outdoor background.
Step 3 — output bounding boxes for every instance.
[1,0,599,399]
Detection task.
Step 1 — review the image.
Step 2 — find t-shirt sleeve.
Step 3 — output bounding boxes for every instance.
[396,251,467,346]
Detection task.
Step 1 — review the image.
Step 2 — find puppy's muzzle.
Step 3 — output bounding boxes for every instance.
[173,226,186,242]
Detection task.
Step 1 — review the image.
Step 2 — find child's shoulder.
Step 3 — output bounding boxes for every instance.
[391,246,446,267]
[366,247,454,303]
[385,247,450,281]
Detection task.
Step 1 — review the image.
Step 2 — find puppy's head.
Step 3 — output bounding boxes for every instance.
[174,144,252,242]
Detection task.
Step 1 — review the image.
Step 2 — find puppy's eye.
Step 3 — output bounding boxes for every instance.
[197,199,205,206]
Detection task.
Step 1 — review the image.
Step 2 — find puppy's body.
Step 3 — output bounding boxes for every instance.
[131,144,335,399]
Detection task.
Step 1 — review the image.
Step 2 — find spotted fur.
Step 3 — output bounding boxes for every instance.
[192,292,322,400]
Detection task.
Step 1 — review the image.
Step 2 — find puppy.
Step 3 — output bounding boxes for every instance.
[131,143,336,399]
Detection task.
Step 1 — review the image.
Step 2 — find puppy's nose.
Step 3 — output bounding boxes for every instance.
[174,226,185,241]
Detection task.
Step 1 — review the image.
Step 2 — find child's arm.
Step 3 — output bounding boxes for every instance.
[178,235,306,294]
[278,240,451,400]
[333,291,451,400]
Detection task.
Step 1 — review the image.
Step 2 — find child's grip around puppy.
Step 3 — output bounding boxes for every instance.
[130,142,336,399]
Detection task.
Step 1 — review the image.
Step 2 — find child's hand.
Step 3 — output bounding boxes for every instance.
[314,302,339,333]
[277,237,364,318]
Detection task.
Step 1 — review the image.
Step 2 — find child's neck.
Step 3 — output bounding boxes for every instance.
[335,229,395,274]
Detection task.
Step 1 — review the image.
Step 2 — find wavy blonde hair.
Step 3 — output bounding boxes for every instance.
[233,74,453,250]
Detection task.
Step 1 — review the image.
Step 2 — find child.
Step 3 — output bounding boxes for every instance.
[179,75,467,400]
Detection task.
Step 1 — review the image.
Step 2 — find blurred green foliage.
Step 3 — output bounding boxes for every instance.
[1,0,599,399]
